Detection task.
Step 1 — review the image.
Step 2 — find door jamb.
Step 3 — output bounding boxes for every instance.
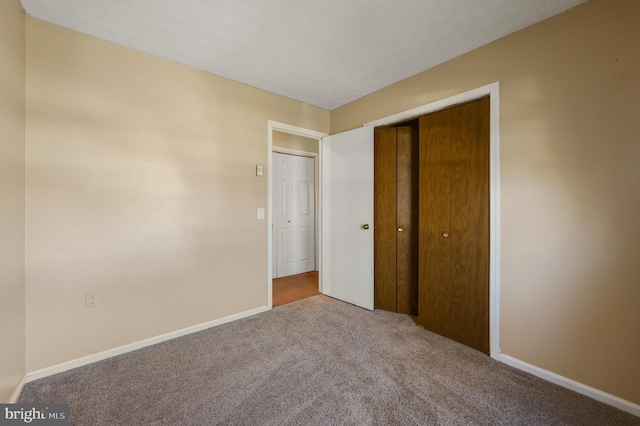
[267,121,328,309]
[364,82,501,359]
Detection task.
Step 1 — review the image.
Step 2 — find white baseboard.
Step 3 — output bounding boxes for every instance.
[498,353,640,417]
[9,375,26,403]
[26,305,270,383]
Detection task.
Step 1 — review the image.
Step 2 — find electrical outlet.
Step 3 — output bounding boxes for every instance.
[86,291,97,308]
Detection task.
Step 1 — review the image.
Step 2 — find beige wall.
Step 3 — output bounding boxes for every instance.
[331,0,640,404]
[0,0,26,402]
[273,132,319,154]
[25,18,329,372]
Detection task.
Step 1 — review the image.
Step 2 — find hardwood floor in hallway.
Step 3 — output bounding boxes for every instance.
[273,271,319,307]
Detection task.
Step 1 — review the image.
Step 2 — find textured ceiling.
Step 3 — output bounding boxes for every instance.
[21,0,587,110]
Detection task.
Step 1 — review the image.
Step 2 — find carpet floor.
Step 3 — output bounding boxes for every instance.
[19,295,638,425]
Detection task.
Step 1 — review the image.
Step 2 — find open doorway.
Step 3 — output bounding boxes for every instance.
[272,135,319,306]
[267,122,328,308]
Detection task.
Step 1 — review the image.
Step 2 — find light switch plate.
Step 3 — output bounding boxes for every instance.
[257,208,265,220]
[256,165,263,176]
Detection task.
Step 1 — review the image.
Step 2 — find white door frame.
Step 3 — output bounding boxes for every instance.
[267,121,328,309]
[365,81,501,359]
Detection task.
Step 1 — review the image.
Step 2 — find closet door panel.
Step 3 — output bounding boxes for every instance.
[374,128,397,311]
[450,98,490,353]
[396,127,419,315]
[419,110,453,336]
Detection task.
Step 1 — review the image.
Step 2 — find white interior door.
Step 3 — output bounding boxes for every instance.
[273,152,315,278]
[321,126,374,310]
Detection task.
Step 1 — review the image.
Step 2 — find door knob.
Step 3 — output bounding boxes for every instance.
[362,224,370,230]
[398,228,404,232]
[442,232,450,238]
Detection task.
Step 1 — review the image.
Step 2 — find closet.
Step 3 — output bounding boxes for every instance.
[374,97,490,354]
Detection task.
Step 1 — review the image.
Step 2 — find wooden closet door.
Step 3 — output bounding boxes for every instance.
[418,109,453,337]
[418,98,490,354]
[396,127,419,315]
[374,126,418,315]
[374,128,397,312]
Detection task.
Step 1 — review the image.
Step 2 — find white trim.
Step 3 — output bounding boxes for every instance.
[9,375,27,403]
[364,82,499,128]
[365,82,501,358]
[269,121,328,140]
[488,84,501,358]
[498,354,640,417]
[267,121,328,304]
[26,305,269,382]
[318,140,325,294]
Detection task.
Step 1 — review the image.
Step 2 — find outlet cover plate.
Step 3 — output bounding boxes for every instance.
[86,291,97,308]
